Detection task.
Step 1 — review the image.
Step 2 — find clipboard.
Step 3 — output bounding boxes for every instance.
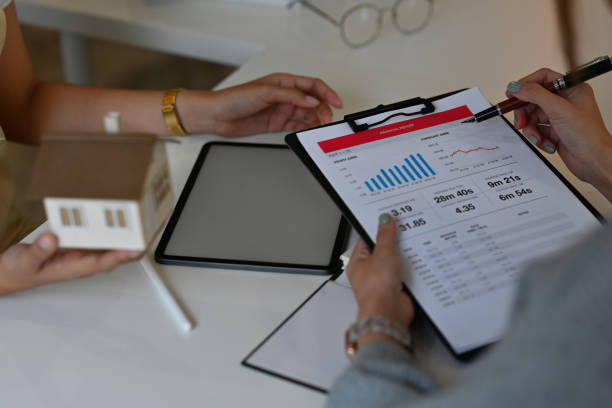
[242,276,348,393]
[242,88,602,393]
[283,87,601,355]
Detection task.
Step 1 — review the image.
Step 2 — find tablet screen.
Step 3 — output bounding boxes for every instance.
[156,143,347,273]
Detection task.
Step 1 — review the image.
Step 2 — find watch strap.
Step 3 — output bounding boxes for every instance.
[162,88,188,136]
[345,315,412,358]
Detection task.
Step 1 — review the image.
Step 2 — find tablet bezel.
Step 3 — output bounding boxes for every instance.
[285,92,604,359]
[155,142,350,275]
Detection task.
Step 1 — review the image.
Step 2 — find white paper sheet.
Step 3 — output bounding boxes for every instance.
[294,88,600,353]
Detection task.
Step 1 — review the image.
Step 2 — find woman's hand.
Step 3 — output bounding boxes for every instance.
[2,4,341,142]
[507,68,612,201]
[0,232,142,294]
[179,73,343,137]
[346,214,415,346]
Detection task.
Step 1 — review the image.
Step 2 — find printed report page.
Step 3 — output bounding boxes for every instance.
[296,88,600,353]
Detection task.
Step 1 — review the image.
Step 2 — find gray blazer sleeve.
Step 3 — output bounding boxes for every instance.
[327,224,612,408]
[327,341,437,408]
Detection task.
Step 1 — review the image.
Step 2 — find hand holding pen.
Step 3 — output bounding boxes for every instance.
[496,66,612,201]
[463,56,612,124]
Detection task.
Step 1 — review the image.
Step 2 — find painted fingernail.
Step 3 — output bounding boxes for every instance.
[544,144,556,154]
[507,81,522,93]
[379,213,390,225]
[528,135,538,144]
[513,116,518,126]
[305,96,319,106]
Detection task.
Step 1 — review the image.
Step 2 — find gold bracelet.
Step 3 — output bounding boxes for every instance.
[162,88,188,136]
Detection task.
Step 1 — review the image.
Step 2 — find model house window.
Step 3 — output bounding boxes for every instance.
[105,209,128,229]
[104,209,115,227]
[59,207,84,227]
[60,208,70,226]
[72,208,82,226]
[117,210,127,228]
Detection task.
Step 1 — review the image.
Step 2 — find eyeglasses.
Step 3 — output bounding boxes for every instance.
[289,0,434,49]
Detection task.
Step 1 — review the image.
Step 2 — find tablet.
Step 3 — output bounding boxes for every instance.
[155,142,349,274]
[285,88,603,355]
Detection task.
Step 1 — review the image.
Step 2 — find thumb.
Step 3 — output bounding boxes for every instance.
[22,233,58,270]
[258,85,321,109]
[508,81,574,122]
[374,213,397,253]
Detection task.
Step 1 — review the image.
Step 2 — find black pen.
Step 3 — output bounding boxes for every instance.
[462,55,612,123]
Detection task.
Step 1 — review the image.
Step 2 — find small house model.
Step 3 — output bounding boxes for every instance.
[28,133,174,250]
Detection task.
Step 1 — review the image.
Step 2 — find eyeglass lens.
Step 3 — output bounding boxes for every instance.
[393,0,432,34]
[340,0,432,48]
[340,5,382,48]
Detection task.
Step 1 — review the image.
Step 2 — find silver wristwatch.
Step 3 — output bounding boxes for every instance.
[345,315,412,358]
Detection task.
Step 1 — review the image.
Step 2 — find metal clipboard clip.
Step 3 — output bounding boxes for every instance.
[343,97,435,133]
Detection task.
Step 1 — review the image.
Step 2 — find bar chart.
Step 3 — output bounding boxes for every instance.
[364,153,436,192]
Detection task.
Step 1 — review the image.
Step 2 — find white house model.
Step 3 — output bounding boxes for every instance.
[28,133,174,250]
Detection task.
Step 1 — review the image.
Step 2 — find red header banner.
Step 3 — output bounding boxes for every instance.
[318,105,473,154]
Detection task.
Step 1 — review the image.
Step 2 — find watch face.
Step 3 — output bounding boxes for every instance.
[345,330,357,358]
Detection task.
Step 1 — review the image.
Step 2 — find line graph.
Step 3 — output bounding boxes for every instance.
[450,146,499,157]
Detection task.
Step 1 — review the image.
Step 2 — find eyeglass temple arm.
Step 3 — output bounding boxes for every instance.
[288,0,340,27]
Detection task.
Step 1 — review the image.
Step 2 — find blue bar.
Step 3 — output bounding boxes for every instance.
[394,165,409,182]
[401,165,416,181]
[404,158,422,179]
[388,168,402,185]
[417,153,436,175]
[365,181,374,192]
[377,175,388,188]
[381,169,395,187]
[371,178,381,190]
[410,154,429,177]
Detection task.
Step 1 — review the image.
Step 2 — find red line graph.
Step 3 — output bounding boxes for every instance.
[449,146,499,157]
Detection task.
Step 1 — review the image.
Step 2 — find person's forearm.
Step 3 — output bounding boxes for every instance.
[0,266,9,295]
[0,3,217,144]
[3,82,216,144]
[594,172,612,204]
[592,131,612,203]
[0,263,20,295]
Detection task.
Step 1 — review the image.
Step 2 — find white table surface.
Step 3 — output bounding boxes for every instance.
[3,1,612,407]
